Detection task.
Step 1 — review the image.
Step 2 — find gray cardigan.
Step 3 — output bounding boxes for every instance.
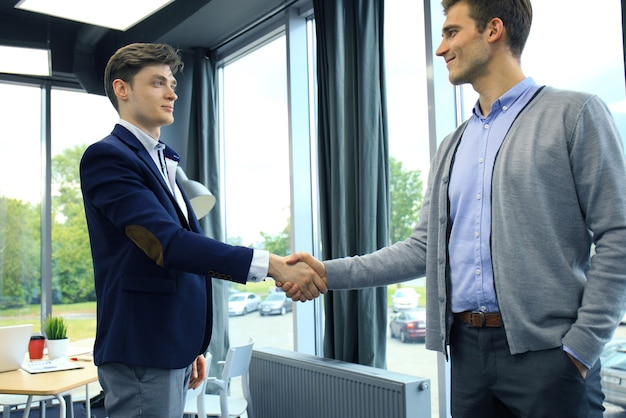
[325,87,626,366]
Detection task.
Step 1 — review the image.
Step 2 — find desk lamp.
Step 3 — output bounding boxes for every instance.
[176,167,216,220]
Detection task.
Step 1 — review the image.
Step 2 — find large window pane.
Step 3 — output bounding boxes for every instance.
[221,36,294,350]
[460,2,626,140]
[0,83,42,329]
[50,88,117,342]
[384,0,438,415]
[527,2,626,141]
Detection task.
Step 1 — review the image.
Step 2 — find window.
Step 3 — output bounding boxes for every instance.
[458,2,626,139]
[383,0,438,414]
[0,83,42,327]
[221,35,295,349]
[0,81,116,342]
[50,88,117,339]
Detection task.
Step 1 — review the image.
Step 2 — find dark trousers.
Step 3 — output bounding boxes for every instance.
[449,321,603,418]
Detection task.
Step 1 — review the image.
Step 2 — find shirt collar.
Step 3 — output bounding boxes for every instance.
[117,119,162,153]
[472,77,538,118]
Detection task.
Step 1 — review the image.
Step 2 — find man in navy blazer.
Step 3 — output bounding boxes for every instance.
[80,43,326,417]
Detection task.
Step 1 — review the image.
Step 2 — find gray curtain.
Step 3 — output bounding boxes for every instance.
[186,48,230,381]
[313,0,390,368]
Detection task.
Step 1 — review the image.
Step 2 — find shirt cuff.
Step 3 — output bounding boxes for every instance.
[247,249,269,282]
[562,344,592,369]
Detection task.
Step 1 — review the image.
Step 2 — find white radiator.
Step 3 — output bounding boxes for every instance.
[249,347,431,418]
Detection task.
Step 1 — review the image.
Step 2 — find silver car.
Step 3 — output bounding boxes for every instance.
[228,292,261,316]
[391,287,419,312]
[259,292,293,316]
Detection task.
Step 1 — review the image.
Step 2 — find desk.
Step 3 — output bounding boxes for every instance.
[0,361,98,418]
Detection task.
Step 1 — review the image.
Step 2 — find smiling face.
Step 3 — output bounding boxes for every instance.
[435,1,492,86]
[113,64,178,139]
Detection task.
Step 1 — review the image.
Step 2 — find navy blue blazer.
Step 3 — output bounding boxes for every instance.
[80,124,253,369]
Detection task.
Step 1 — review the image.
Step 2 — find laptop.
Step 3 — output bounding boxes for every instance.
[0,324,33,372]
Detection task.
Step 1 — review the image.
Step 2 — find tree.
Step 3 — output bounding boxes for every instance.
[389,156,423,245]
[259,220,290,256]
[0,197,40,308]
[51,145,95,303]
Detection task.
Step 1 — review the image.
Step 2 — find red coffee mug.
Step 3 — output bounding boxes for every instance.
[28,335,45,360]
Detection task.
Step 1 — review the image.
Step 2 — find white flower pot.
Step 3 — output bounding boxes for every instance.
[46,338,70,360]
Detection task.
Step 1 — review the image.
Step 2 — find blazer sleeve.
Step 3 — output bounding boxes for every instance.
[80,136,253,283]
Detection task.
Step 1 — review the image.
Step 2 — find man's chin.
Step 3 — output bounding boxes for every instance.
[447,74,465,85]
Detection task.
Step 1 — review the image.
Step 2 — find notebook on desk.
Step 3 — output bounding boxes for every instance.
[22,358,84,374]
[0,324,33,373]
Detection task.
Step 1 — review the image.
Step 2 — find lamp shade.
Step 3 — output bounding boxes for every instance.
[176,167,216,220]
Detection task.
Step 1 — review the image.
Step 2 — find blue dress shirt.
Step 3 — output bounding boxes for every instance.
[448,78,541,313]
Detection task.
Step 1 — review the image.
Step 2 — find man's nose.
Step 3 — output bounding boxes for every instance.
[435,39,446,57]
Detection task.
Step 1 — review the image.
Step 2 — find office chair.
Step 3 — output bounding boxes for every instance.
[184,339,254,418]
[0,394,58,418]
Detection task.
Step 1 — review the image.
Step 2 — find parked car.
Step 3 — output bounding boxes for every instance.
[389,308,426,343]
[228,292,261,316]
[259,292,292,316]
[600,338,626,408]
[391,287,419,312]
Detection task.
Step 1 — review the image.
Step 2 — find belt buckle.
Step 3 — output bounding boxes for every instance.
[472,311,486,327]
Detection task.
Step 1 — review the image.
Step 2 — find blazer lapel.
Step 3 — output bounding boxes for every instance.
[111,125,193,230]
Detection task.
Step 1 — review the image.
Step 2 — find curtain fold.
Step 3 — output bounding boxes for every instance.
[186,48,229,381]
[313,0,390,368]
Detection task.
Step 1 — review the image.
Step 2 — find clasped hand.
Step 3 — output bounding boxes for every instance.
[268,252,327,301]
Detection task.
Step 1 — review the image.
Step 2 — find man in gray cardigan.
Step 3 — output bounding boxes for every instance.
[281,0,626,416]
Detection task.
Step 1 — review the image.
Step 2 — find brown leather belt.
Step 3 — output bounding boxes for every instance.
[454,311,503,328]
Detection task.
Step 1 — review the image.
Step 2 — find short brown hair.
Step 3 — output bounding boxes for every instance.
[104,43,184,111]
[441,0,532,58]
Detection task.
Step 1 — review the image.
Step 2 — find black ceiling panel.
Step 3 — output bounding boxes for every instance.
[0,0,296,93]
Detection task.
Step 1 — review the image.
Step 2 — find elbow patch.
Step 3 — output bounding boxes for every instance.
[125,225,165,267]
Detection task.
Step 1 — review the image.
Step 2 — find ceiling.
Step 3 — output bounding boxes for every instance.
[0,0,302,94]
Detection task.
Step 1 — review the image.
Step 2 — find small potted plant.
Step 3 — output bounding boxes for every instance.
[43,315,69,360]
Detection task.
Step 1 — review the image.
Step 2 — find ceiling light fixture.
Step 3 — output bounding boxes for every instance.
[0,45,50,76]
[15,0,175,31]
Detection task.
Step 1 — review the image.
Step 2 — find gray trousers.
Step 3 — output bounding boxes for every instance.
[98,362,192,418]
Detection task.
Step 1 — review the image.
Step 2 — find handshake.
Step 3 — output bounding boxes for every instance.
[268,252,328,302]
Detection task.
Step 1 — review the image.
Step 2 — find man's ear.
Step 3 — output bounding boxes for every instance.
[112,79,129,102]
[486,17,505,43]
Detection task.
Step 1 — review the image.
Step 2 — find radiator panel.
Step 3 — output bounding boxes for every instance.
[249,347,431,418]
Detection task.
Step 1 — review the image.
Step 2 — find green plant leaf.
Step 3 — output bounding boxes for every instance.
[43,315,68,340]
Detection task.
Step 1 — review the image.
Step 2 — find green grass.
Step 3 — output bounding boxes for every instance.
[0,302,97,341]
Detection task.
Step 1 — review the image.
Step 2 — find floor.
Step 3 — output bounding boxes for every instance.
[0,401,106,418]
[2,390,625,418]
